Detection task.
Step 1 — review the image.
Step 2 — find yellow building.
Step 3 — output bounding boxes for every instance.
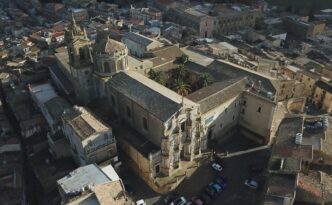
[296,70,320,101]
[312,80,332,113]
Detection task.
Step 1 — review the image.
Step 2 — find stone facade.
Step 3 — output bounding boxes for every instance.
[106,71,203,177]
[213,7,258,37]
[283,17,326,39]
[312,80,332,113]
[167,7,214,38]
[62,106,117,166]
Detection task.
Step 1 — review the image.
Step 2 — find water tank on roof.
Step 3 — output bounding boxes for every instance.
[323,116,329,129]
[295,133,302,145]
[267,92,273,99]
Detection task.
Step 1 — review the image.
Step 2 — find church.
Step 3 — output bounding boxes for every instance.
[51,15,205,192]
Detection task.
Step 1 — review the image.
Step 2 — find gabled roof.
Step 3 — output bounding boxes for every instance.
[123,32,157,47]
[187,77,246,114]
[107,71,197,122]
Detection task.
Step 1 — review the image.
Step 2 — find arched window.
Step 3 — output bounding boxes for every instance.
[104,62,110,72]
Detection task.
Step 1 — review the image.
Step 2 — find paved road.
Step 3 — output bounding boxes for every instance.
[121,132,270,205]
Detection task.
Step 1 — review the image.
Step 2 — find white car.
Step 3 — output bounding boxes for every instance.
[136,199,146,205]
[211,162,223,172]
[244,179,258,190]
[170,197,187,205]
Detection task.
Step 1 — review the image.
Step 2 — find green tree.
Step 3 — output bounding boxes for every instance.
[199,72,213,87]
[148,69,165,85]
[173,78,191,96]
[148,69,156,79]
[174,64,188,80]
[154,71,165,85]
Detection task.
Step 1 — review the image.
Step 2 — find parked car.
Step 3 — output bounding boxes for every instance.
[212,157,226,168]
[244,179,258,190]
[170,197,187,205]
[211,162,223,172]
[200,193,212,204]
[204,186,216,198]
[215,176,227,189]
[191,196,204,205]
[136,199,146,205]
[208,182,222,193]
[164,194,178,204]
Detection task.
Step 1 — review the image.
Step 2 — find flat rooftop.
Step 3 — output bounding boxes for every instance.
[63,106,111,140]
[57,164,114,195]
[266,173,297,198]
[275,117,303,146]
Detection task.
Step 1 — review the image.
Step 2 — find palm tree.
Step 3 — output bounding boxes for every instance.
[174,64,188,80]
[199,72,213,87]
[173,78,191,96]
[154,71,165,85]
[148,69,165,85]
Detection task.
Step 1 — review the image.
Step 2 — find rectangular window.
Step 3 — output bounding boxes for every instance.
[143,117,148,130]
[243,100,247,106]
[126,106,131,118]
[241,108,245,114]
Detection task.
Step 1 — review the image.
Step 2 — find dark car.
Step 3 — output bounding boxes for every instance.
[204,186,216,198]
[164,193,178,204]
[200,193,212,204]
[215,176,227,190]
[191,196,204,205]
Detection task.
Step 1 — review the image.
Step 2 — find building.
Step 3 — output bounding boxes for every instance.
[53,16,129,105]
[187,78,246,146]
[106,71,203,178]
[213,4,259,37]
[57,164,126,204]
[283,16,326,39]
[152,0,176,13]
[130,7,162,23]
[0,135,25,205]
[28,82,72,159]
[295,70,320,100]
[71,8,89,22]
[62,106,118,166]
[122,32,163,58]
[207,42,238,58]
[167,7,214,38]
[312,79,332,113]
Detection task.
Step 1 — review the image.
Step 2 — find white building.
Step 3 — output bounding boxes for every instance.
[62,106,118,166]
[122,32,163,58]
[57,164,126,204]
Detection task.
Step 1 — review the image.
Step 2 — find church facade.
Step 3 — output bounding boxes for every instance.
[53,16,205,192]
